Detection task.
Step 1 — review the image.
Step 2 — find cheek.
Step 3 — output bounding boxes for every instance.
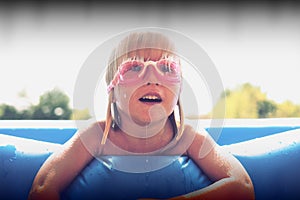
[164,94,179,114]
[165,86,181,114]
[115,85,141,116]
[168,85,181,104]
[114,87,131,111]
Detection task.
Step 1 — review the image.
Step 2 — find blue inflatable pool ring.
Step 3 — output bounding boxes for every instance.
[63,156,211,200]
[1,126,300,200]
[0,134,211,200]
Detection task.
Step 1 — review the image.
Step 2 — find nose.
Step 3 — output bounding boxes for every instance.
[143,65,159,83]
[147,82,159,86]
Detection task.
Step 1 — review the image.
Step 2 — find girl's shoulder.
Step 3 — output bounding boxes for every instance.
[75,120,106,143]
[182,124,207,138]
[166,124,202,156]
[182,124,220,159]
[180,124,209,151]
[78,120,106,133]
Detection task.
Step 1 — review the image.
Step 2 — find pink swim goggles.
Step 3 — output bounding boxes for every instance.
[107,58,181,93]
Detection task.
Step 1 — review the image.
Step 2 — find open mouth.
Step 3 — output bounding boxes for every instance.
[139,94,162,103]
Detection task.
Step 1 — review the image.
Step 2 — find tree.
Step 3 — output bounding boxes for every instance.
[0,104,20,119]
[0,88,93,120]
[31,88,72,120]
[274,101,300,118]
[257,100,277,118]
[210,83,291,118]
[212,83,268,118]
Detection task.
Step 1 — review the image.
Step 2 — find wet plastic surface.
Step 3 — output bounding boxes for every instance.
[1,127,300,200]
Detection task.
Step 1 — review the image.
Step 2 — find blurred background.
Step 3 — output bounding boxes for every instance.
[1,0,300,120]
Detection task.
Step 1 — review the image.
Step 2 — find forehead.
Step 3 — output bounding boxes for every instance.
[119,48,177,63]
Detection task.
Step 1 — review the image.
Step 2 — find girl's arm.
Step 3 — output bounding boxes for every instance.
[176,127,255,200]
[28,122,104,200]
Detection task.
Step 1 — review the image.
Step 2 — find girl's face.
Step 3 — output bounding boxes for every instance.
[111,51,182,126]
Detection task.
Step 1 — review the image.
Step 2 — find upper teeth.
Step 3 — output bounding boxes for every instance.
[142,95,160,100]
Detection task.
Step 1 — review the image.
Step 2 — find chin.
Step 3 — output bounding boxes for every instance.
[131,114,166,126]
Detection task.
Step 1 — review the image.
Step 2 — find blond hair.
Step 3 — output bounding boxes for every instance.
[101,31,184,144]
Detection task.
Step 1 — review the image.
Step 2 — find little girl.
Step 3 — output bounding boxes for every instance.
[28,31,254,200]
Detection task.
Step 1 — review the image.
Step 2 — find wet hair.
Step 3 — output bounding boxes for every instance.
[101,31,184,144]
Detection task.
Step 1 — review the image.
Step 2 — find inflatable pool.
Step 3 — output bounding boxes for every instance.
[1,119,300,200]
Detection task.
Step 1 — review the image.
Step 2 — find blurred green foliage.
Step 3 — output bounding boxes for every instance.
[1,83,299,120]
[0,88,90,120]
[211,83,300,118]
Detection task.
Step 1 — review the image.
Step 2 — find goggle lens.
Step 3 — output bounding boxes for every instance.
[107,59,181,93]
